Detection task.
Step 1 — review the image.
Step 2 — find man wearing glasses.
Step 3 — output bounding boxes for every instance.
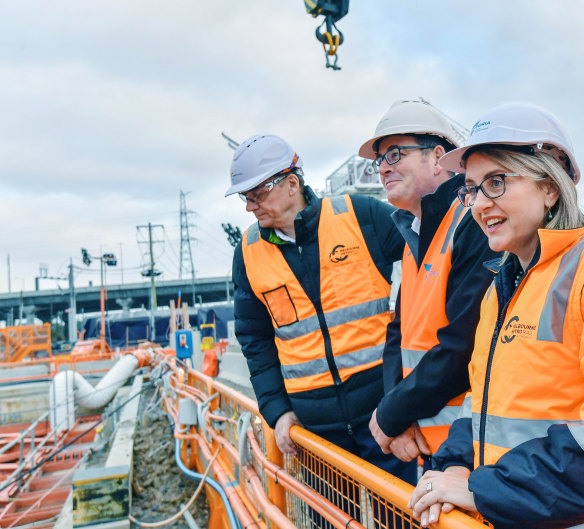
[226,134,417,488]
[360,100,497,467]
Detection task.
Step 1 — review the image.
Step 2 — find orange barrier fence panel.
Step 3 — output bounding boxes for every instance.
[167,357,489,529]
[0,324,52,363]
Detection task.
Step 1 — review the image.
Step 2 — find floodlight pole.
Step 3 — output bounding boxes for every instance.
[67,260,77,343]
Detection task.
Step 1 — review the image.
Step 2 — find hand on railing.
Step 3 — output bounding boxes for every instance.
[274,411,302,455]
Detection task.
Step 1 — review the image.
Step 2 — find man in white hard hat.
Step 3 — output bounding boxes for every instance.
[227,134,417,491]
[359,100,498,466]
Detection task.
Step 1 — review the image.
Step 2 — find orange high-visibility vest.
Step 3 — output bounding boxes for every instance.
[468,228,584,468]
[400,199,468,453]
[241,195,392,394]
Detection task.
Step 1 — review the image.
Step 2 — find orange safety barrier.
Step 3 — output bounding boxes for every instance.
[0,324,52,363]
[155,351,488,529]
[202,348,219,377]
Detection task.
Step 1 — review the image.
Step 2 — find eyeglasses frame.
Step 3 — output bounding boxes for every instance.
[456,173,521,207]
[372,145,432,172]
[238,173,290,204]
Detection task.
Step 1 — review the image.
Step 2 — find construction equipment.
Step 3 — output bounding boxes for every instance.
[304,0,349,70]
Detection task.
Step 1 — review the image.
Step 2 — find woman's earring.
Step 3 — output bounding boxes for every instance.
[547,208,553,221]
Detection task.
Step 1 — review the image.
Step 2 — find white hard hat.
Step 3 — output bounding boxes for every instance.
[225,134,303,197]
[359,100,460,159]
[439,102,580,183]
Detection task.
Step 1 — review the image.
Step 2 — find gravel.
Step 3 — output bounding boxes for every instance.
[131,387,209,529]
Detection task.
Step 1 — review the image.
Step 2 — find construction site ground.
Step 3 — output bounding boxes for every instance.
[131,386,209,529]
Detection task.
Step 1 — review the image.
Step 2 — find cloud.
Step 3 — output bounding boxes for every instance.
[1,0,584,294]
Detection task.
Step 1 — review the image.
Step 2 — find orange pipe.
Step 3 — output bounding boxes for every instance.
[205,430,272,527]
[171,372,363,529]
[194,434,260,529]
[164,392,263,528]
[161,352,485,529]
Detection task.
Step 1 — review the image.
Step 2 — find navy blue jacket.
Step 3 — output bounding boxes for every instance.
[377,175,498,437]
[433,254,584,529]
[232,186,404,435]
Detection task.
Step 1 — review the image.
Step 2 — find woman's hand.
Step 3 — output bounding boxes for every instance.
[408,467,476,527]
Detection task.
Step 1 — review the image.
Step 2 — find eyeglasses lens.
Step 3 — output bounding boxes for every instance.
[483,176,505,198]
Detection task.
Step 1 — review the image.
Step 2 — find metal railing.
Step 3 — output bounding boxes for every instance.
[0,324,52,363]
[158,353,487,529]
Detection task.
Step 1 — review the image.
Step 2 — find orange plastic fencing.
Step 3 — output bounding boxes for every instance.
[159,354,488,529]
[0,324,52,363]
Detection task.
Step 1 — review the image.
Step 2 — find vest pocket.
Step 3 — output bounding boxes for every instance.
[262,285,299,327]
[328,260,376,308]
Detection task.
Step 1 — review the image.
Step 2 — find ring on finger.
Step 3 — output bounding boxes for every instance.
[426,482,432,492]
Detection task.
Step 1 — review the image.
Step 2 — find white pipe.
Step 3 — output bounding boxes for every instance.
[49,354,139,432]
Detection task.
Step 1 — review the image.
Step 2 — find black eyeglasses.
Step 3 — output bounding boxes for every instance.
[239,174,289,204]
[456,173,520,207]
[372,145,431,172]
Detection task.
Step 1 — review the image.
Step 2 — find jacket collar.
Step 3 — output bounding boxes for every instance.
[537,227,584,267]
[420,173,465,219]
[484,227,584,275]
[392,174,464,230]
[259,185,321,245]
[391,174,464,264]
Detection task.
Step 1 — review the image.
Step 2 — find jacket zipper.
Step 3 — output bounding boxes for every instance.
[479,273,525,465]
[297,244,353,436]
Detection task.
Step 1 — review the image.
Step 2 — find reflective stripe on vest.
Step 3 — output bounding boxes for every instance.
[276,297,389,341]
[399,199,468,453]
[537,236,584,342]
[418,402,463,428]
[470,228,584,468]
[241,195,392,393]
[472,414,567,449]
[459,394,472,419]
[281,343,384,379]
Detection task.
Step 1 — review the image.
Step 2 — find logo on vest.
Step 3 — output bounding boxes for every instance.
[329,244,359,263]
[423,263,440,282]
[501,315,536,343]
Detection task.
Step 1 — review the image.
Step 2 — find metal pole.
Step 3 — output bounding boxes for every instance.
[149,223,157,341]
[100,259,106,354]
[67,260,77,343]
[7,254,11,294]
[18,431,24,487]
[119,243,124,285]
[100,288,106,354]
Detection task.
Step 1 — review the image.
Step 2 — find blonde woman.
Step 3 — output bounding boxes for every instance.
[409,103,584,529]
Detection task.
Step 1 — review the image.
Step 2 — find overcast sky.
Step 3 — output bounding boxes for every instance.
[1,1,583,293]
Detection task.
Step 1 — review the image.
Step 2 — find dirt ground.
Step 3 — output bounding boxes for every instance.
[131,387,209,529]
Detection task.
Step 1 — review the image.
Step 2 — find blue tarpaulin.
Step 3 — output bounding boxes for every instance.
[80,304,234,348]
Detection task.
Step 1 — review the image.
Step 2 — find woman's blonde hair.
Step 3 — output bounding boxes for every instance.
[464,146,584,230]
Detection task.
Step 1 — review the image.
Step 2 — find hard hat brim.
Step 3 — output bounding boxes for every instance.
[359,131,459,161]
[358,136,382,160]
[440,142,581,183]
[224,174,274,197]
[439,142,533,174]
[438,145,472,174]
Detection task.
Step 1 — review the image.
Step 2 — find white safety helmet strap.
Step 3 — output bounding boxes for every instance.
[225,134,303,197]
[439,102,580,183]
